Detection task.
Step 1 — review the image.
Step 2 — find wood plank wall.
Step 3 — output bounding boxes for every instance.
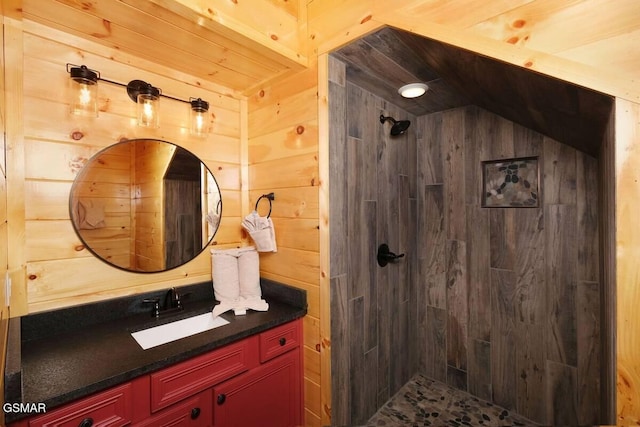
[247,61,323,426]
[615,98,640,426]
[328,56,419,425]
[416,106,602,426]
[10,20,243,314]
[0,7,9,427]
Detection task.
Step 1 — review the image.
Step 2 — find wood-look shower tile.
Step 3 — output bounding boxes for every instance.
[546,361,579,426]
[443,109,466,241]
[419,185,446,308]
[425,305,447,383]
[330,274,350,426]
[545,204,577,367]
[491,325,517,411]
[349,295,366,424]
[577,280,601,425]
[515,208,545,325]
[347,83,365,140]
[466,204,491,341]
[513,123,543,158]
[489,208,516,270]
[516,322,546,424]
[447,365,468,391]
[468,338,492,401]
[398,176,410,304]
[491,268,517,329]
[446,239,468,371]
[464,106,482,206]
[329,80,348,277]
[577,151,599,282]
[418,112,443,186]
[543,137,577,205]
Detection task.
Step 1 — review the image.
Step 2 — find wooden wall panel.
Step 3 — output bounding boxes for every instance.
[248,59,322,427]
[0,9,8,427]
[11,22,243,314]
[615,98,640,426]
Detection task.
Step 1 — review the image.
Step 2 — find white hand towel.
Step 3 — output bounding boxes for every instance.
[237,247,269,312]
[241,211,277,252]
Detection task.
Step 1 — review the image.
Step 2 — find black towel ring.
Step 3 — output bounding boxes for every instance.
[255,192,275,218]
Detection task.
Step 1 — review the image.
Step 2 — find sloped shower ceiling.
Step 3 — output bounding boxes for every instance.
[334,27,614,157]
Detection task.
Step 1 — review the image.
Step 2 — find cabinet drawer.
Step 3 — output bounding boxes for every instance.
[27,383,133,427]
[150,336,258,412]
[134,390,212,427]
[259,319,301,363]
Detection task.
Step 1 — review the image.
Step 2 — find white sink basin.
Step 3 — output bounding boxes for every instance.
[131,312,229,350]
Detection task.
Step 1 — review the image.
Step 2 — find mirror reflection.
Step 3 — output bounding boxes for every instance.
[69,139,222,273]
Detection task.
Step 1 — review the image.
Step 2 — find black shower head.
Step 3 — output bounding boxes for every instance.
[380,114,411,136]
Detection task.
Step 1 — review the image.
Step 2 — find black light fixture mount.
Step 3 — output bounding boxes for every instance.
[126,79,161,102]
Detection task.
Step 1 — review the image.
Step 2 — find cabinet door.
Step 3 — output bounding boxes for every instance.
[25,383,134,427]
[213,348,302,427]
[134,390,212,427]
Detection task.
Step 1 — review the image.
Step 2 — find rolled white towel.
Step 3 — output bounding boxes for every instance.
[237,247,269,314]
[210,248,240,303]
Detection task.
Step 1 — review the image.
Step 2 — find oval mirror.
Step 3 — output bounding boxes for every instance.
[69,139,222,273]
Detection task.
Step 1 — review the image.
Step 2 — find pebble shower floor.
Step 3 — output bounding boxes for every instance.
[367,374,539,427]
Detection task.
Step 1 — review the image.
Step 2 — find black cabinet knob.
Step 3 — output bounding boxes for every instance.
[191,407,201,419]
[279,337,287,346]
[78,418,93,427]
[217,393,226,405]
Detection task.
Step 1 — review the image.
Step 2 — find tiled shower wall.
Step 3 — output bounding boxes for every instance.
[329,57,419,426]
[416,106,601,426]
[328,56,601,426]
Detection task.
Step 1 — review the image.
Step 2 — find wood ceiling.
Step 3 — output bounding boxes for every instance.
[20,0,307,96]
[13,0,633,155]
[332,27,613,157]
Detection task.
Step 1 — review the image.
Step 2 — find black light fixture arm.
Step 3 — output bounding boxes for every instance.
[66,63,206,107]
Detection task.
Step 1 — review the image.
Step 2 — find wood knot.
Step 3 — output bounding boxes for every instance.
[524,60,534,68]
[270,34,279,41]
[28,274,37,280]
[296,125,305,135]
[70,130,84,140]
[360,14,372,24]
[74,244,85,251]
[507,36,519,44]
[259,89,265,98]
[513,19,526,28]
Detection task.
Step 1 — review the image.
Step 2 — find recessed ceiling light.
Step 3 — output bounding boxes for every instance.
[398,83,429,98]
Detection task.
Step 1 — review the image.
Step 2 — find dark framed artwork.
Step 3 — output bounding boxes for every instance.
[482,156,539,207]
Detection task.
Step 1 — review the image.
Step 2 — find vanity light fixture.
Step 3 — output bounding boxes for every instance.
[126,80,160,128]
[66,64,211,135]
[67,64,99,117]
[189,98,210,137]
[398,82,429,98]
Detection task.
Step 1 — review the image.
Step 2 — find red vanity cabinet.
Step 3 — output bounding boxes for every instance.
[8,318,303,427]
[13,377,149,427]
[212,348,301,427]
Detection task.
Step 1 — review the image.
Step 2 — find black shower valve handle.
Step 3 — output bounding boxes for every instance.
[377,244,405,267]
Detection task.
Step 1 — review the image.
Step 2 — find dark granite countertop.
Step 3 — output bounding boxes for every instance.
[4,279,306,424]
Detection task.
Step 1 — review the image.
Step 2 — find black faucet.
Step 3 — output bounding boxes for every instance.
[165,287,183,311]
[142,287,187,317]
